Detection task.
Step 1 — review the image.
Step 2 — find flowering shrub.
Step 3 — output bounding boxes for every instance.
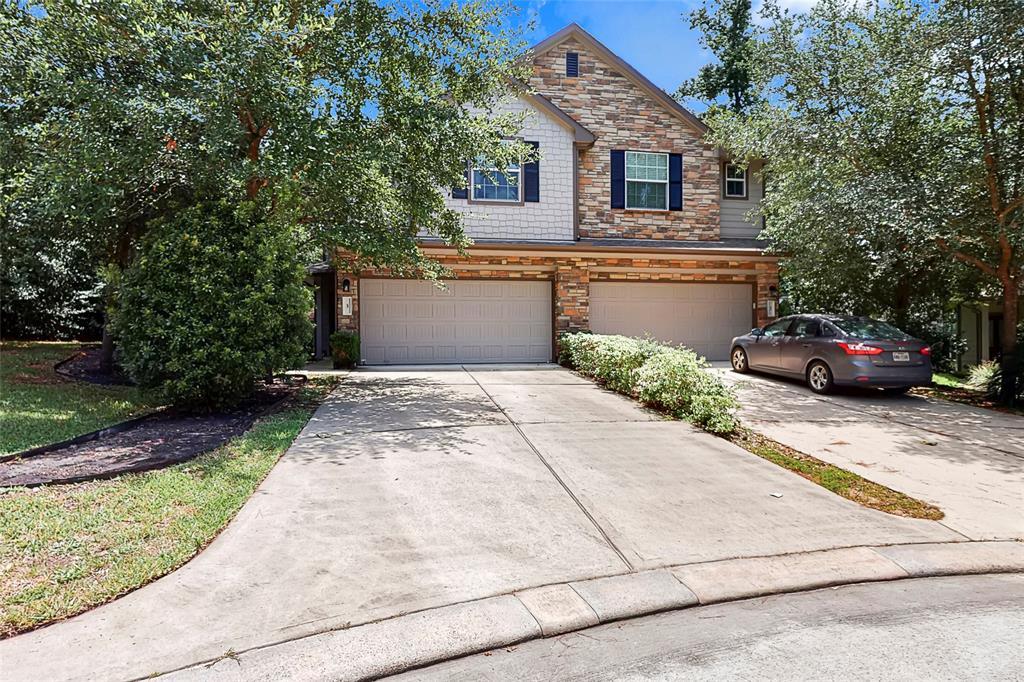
[559,332,739,434]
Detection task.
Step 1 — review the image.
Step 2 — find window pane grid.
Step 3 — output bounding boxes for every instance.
[625,151,669,209]
[473,169,520,202]
[724,164,746,197]
[626,152,668,181]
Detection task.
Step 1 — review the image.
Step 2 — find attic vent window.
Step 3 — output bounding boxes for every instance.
[566,52,579,77]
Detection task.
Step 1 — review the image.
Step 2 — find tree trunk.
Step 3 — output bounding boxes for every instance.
[998,277,1019,406]
[99,228,135,373]
[100,320,115,373]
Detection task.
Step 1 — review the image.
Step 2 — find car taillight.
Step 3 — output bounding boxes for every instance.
[837,341,884,355]
[920,346,931,356]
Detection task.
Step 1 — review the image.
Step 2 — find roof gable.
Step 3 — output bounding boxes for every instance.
[529,23,707,136]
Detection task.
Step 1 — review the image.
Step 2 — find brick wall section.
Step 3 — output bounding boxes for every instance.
[336,251,780,336]
[529,37,720,241]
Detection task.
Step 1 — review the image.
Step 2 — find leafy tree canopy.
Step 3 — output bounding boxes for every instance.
[706,0,1023,400]
[1,0,533,277]
[676,0,758,113]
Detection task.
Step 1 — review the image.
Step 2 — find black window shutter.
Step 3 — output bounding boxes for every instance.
[451,164,469,199]
[610,150,625,209]
[669,153,683,210]
[566,52,579,77]
[523,141,540,203]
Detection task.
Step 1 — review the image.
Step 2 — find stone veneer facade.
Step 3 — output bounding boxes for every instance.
[530,37,720,241]
[329,25,780,355]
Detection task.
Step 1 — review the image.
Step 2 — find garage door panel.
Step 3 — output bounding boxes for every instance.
[590,282,752,362]
[361,279,552,364]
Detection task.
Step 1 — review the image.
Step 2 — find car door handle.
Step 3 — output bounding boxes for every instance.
[801,343,811,348]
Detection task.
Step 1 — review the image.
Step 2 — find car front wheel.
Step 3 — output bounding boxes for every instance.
[731,347,749,373]
[806,361,834,394]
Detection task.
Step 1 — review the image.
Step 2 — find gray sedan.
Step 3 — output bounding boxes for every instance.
[729,315,933,395]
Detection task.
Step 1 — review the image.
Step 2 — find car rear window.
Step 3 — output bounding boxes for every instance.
[831,318,913,340]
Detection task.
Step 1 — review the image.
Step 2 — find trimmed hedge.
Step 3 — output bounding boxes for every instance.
[559,333,739,434]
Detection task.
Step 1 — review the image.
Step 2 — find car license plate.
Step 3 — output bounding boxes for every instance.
[892,351,910,362]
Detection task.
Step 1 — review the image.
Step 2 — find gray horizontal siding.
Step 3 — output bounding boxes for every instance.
[721,161,764,240]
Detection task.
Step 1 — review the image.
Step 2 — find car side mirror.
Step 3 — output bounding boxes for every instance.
[750,328,764,337]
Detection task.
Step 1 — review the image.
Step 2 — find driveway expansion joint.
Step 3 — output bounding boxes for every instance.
[466,370,636,573]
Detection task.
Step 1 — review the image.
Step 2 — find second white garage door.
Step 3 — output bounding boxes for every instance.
[590,282,753,361]
[360,279,552,364]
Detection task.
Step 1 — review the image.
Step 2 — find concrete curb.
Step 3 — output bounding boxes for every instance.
[158,540,1024,682]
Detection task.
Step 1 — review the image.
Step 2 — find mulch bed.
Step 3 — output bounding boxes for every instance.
[0,383,301,488]
[54,345,134,386]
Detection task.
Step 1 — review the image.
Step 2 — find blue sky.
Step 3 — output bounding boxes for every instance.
[511,0,815,112]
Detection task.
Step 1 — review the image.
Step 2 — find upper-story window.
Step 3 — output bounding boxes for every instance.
[566,52,579,77]
[625,151,669,210]
[472,148,521,203]
[724,163,747,198]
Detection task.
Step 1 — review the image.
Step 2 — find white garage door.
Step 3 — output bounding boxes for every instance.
[360,279,552,365]
[590,282,753,361]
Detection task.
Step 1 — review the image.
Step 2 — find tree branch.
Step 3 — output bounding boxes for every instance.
[936,238,997,278]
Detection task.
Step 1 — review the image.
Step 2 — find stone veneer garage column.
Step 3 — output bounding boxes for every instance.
[336,274,359,333]
[555,262,590,336]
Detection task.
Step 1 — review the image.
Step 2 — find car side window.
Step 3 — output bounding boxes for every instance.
[820,323,837,337]
[762,319,791,338]
[789,319,820,338]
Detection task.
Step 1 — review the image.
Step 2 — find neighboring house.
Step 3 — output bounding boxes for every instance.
[958,300,1024,370]
[311,23,778,364]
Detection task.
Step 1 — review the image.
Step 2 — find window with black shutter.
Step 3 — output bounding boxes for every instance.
[523,141,540,203]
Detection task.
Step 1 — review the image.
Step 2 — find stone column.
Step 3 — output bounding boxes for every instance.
[555,259,591,336]
[755,261,780,327]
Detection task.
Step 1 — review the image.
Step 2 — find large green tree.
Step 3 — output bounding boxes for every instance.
[676,0,758,112]
[2,0,530,361]
[707,0,1023,402]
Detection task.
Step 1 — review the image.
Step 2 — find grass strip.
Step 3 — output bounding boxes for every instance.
[0,379,336,637]
[728,428,944,520]
[0,342,151,456]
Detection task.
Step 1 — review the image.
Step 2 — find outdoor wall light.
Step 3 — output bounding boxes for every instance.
[341,278,351,293]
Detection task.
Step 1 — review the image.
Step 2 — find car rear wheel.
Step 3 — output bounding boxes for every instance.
[806,361,834,395]
[731,347,749,373]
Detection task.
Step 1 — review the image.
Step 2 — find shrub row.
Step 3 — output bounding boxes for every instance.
[558,333,739,434]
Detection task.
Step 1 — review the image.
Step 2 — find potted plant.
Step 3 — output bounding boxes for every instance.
[330,331,360,369]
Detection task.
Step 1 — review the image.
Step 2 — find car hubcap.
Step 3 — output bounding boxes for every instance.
[733,350,745,370]
[810,366,828,389]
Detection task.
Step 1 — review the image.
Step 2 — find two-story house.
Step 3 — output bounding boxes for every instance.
[314,23,779,364]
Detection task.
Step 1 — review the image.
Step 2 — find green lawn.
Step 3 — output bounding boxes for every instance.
[0,342,150,455]
[0,379,335,637]
[931,371,969,389]
[729,428,944,520]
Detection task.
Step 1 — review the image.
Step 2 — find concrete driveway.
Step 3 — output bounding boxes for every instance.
[0,366,959,681]
[715,368,1024,540]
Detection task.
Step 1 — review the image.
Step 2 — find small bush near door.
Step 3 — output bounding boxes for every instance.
[559,333,739,434]
[330,331,360,369]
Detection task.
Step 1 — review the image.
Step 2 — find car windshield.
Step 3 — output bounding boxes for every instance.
[831,318,913,340]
